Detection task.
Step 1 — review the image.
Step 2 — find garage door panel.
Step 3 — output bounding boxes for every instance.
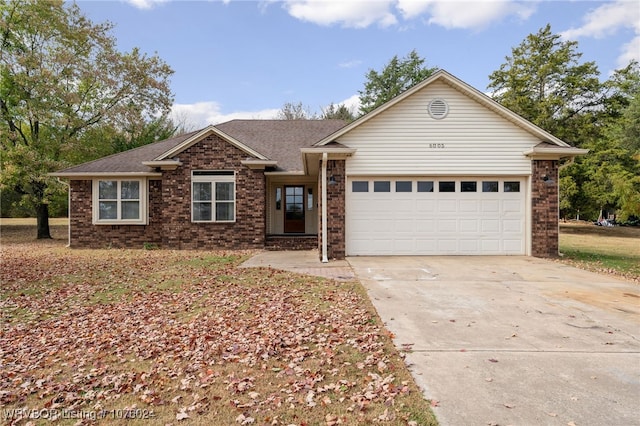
[416,199,437,212]
[460,219,478,232]
[438,200,457,212]
[482,219,499,232]
[459,240,479,252]
[459,200,479,212]
[346,177,526,255]
[439,219,457,232]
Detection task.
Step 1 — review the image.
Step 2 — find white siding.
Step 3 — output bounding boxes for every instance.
[338,81,539,176]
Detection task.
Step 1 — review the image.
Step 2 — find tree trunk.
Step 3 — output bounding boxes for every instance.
[36,202,52,239]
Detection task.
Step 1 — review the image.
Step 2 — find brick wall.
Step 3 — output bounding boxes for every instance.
[69,133,266,250]
[69,179,163,248]
[531,159,559,257]
[318,159,346,260]
[160,134,265,250]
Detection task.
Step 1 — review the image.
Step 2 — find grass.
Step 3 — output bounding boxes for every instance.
[559,221,640,282]
[0,219,437,425]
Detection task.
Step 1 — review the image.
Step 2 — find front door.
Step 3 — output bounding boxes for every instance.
[284,186,305,233]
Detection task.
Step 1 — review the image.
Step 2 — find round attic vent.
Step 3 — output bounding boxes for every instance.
[428,99,449,119]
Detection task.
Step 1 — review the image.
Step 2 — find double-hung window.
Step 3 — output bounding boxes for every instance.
[192,171,235,222]
[93,179,146,224]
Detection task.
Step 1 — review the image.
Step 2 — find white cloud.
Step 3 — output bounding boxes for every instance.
[283,0,397,28]
[338,59,362,69]
[398,0,534,31]
[561,0,640,68]
[170,101,279,129]
[339,94,361,113]
[125,0,167,10]
[281,0,534,30]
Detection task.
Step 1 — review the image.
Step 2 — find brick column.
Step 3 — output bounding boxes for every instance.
[531,160,559,257]
[318,158,346,260]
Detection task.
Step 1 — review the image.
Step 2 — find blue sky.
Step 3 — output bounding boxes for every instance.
[77,0,640,128]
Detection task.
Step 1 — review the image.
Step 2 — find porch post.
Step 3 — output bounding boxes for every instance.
[321,152,329,263]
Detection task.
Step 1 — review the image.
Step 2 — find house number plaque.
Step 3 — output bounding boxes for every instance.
[429,143,445,148]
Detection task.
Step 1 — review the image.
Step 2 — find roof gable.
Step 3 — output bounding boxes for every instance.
[315,70,570,148]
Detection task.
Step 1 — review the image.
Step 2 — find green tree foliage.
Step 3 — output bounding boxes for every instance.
[488,26,639,221]
[0,0,174,237]
[321,102,355,122]
[488,24,603,145]
[358,50,437,115]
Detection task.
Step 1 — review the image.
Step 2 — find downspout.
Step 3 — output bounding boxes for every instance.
[321,152,328,263]
[56,178,71,248]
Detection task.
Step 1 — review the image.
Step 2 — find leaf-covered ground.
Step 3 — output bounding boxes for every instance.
[0,234,436,425]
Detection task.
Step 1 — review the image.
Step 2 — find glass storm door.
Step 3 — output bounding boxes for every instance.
[284,186,305,233]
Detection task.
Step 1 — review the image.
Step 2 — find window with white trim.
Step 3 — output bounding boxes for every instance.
[93,179,146,224]
[192,171,235,222]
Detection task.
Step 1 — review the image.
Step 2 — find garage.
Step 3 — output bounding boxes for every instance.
[346,177,526,255]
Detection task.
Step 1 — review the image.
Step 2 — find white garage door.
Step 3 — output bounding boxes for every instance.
[346,177,526,255]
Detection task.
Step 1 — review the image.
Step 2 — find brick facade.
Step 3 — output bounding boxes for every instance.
[318,159,346,260]
[69,134,266,250]
[160,134,265,250]
[531,159,559,257]
[69,180,163,248]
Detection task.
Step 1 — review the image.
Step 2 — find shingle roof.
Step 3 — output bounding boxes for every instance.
[54,120,346,175]
[55,130,201,174]
[215,119,346,171]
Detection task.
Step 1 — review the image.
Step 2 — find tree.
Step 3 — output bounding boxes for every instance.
[358,50,437,115]
[321,102,355,121]
[487,24,603,145]
[276,102,317,120]
[0,0,174,238]
[488,25,639,221]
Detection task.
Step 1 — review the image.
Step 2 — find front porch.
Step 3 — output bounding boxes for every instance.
[265,234,318,251]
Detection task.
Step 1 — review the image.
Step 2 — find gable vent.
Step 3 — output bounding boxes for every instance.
[428,99,449,119]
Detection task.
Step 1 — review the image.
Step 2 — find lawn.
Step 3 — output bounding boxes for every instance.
[0,219,437,425]
[559,221,640,283]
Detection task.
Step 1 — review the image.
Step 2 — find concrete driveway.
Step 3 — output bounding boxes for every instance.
[348,256,640,426]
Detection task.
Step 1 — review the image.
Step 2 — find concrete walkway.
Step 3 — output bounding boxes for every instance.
[239,250,355,281]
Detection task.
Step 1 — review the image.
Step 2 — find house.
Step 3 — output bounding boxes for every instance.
[52,70,587,260]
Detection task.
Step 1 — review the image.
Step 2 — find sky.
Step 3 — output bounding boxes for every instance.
[77,0,640,129]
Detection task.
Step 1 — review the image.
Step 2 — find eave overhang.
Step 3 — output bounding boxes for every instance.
[523,146,589,160]
[241,159,278,170]
[141,160,182,170]
[49,172,163,179]
[300,147,356,176]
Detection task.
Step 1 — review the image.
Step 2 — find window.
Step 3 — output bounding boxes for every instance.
[439,181,456,192]
[307,188,313,210]
[275,187,282,210]
[417,181,434,192]
[93,179,146,224]
[504,181,521,193]
[461,181,477,192]
[192,171,235,222]
[352,181,369,192]
[396,181,412,192]
[482,181,499,192]
[374,181,391,192]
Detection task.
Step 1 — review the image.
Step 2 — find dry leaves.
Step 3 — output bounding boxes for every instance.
[0,243,435,424]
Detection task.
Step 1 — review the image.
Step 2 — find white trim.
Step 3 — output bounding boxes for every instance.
[314,70,571,148]
[321,153,328,263]
[241,159,278,170]
[141,160,182,170]
[523,146,588,159]
[92,178,148,225]
[191,171,236,223]
[157,125,269,161]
